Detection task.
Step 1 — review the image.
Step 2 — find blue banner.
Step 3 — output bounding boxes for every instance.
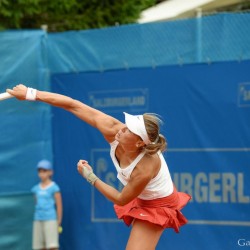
[51,60,250,250]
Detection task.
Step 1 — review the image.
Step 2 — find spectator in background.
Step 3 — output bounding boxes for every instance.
[31,159,63,250]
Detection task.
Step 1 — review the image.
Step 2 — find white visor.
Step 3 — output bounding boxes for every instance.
[124,112,151,145]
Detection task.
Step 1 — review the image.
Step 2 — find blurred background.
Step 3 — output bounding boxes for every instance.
[0,1,250,249]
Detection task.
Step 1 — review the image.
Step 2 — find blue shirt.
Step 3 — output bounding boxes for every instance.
[31,181,60,221]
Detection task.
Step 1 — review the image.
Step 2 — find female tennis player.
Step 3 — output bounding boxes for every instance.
[7,84,191,250]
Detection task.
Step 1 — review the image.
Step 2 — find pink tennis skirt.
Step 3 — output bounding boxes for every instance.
[114,187,191,233]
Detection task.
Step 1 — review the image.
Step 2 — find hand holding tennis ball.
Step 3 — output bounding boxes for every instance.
[77,160,99,185]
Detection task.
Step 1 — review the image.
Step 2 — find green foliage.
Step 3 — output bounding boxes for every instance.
[0,0,156,32]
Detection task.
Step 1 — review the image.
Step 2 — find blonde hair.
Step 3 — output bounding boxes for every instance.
[143,113,167,155]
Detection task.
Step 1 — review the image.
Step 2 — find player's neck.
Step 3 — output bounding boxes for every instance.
[40,179,52,187]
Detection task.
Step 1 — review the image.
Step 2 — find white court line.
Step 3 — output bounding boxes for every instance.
[188,220,250,226]
[91,148,250,153]
[91,218,250,226]
[167,148,250,152]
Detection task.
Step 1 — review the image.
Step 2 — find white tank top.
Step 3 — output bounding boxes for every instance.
[110,140,173,200]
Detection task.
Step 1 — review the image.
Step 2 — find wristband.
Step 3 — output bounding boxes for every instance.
[82,167,99,185]
[25,87,37,101]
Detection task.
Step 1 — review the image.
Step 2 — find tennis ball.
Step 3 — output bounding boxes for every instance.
[58,226,63,234]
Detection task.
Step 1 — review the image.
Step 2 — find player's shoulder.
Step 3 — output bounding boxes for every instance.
[138,153,160,176]
[135,153,154,169]
[141,152,160,166]
[51,181,60,191]
[31,183,39,192]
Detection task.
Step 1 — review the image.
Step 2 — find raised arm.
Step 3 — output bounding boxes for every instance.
[7,84,123,142]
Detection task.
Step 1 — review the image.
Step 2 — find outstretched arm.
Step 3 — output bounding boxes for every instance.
[7,84,123,142]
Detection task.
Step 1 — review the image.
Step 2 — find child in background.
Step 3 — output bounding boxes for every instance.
[31,160,63,250]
